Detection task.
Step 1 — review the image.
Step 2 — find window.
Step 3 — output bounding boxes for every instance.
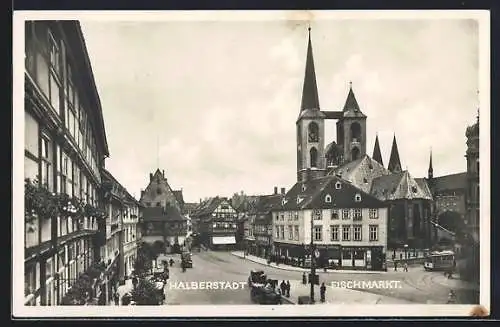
[331,209,339,220]
[342,225,351,241]
[60,153,68,194]
[293,212,299,220]
[330,225,339,241]
[275,227,280,239]
[288,225,293,240]
[353,209,362,221]
[325,194,332,203]
[310,147,318,168]
[313,209,322,220]
[476,159,479,174]
[335,182,342,190]
[301,184,307,192]
[369,209,378,219]
[354,194,362,202]
[369,225,378,241]
[314,226,322,241]
[280,226,285,239]
[308,122,319,142]
[342,209,350,220]
[353,225,362,241]
[40,136,53,190]
[294,226,299,240]
[280,214,285,221]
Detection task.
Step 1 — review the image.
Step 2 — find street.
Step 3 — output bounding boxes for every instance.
[163,251,478,305]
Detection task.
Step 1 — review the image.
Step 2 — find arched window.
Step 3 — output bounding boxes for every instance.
[308,122,319,143]
[310,147,318,168]
[350,122,362,142]
[352,147,360,161]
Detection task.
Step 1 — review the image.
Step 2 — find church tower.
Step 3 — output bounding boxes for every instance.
[296,27,326,183]
[372,133,384,166]
[336,83,367,163]
[388,134,402,173]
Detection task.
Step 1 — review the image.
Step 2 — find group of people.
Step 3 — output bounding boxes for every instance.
[279,280,291,297]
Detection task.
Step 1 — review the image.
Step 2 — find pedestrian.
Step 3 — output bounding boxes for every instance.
[286,280,291,297]
[320,282,326,303]
[394,261,398,271]
[280,280,286,295]
[404,261,408,272]
[302,272,307,284]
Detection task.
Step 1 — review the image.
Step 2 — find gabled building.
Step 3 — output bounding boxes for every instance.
[140,205,187,254]
[24,21,109,306]
[272,175,388,271]
[192,197,238,250]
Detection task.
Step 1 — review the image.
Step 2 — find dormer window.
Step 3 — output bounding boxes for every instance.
[325,194,332,203]
[335,182,342,190]
[354,194,362,202]
[297,196,303,204]
[411,186,418,193]
[282,198,288,206]
[302,184,307,192]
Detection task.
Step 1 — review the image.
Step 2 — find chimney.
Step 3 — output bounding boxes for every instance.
[140,190,145,198]
[281,187,286,195]
[274,186,278,195]
[162,170,165,177]
[149,173,153,181]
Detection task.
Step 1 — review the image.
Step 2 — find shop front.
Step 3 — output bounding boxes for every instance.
[211,235,236,251]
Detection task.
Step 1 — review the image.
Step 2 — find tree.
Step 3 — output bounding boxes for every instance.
[130,278,161,305]
[134,242,154,276]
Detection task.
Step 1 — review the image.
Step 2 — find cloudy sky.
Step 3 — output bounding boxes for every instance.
[79,16,479,203]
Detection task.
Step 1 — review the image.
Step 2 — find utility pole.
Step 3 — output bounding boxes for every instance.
[310,215,315,304]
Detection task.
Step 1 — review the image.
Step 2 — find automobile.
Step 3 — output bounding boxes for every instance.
[181,251,193,268]
[248,270,281,305]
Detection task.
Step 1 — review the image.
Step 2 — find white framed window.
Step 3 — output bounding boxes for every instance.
[288,225,293,240]
[369,225,378,241]
[353,225,362,241]
[293,211,299,220]
[330,225,339,241]
[335,181,342,190]
[354,193,362,202]
[325,194,332,203]
[313,209,322,220]
[40,135,53,191]
[294,226,299,240]
[342,209,350,220]
[342,225,351,241]
[302,184,307,192]
[280,225,285,239]
[369,208,378,219]
[353,209,362,221]
[296,196,303,204]
[331,209,339,220]
[313,226,322,241]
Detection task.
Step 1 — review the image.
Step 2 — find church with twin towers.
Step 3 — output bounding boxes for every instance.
[290,27,473,250]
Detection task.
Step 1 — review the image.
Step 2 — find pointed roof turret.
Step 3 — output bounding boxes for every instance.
[388,134,402,173]
[372,134,383,166]
[343,81,361,112]
[300,27,320,111]
[428,148,433,179]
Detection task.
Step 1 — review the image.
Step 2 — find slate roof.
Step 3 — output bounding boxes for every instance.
[372,135,384,167]
[142,206,186,222]
[251,194,283,215]
[388,135,402,173]
[300,29,320,111]
[430,172,467,193]
[370,170,433,201]
[277,175,386,211]
[328,154,390,193]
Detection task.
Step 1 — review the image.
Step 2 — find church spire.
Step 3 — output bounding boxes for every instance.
[428,148,433,179]
[372,133,383,166]
[343,81,361,112]
[300,26,320,111]
[388,134,402,173]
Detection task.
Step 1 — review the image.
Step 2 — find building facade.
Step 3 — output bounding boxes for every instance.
[24,21,109,305]
[193,197,238,250]
[272,176,388,271]
[139,168,187,248]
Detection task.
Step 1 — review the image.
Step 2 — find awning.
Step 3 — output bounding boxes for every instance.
[212,236,236,245]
